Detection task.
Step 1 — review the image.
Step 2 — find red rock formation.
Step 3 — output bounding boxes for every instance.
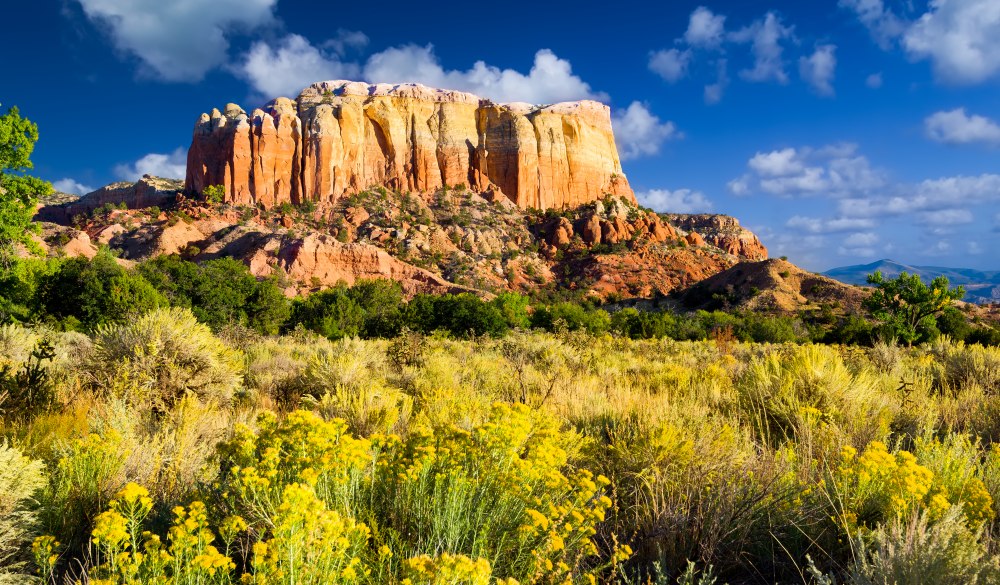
[34,176,183,223]
[665,214,768,260]
[186,81,635,210]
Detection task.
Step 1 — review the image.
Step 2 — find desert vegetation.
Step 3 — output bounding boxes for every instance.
[5,103,1000,584]
[3,304,1000,583]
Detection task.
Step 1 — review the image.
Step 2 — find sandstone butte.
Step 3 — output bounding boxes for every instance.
[186,81,635,211]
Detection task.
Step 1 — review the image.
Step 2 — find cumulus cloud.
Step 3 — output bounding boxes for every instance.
[903,0,1000,84]
[651,7,839,101]
[648,49,692,83]
[925,108,1000,145]
[362,46,607,104]
[838,0,907,49]
[704,59,729,104]
[236,39,607,105]
[838,231,880,257]
[75,0,277,81]
[748,148,804,176]
[731,143,886,197]
[684,7,727,48]
[866,72,884,88]
[239,34,360,98]
[52,178,93,195]
[321,29,369,55]
[838,173,1000,217]
[727,175,751,197]
[729,12,795,84]
[842,0,1000,85]
[918,208,975,225]
[799,45,837,96]
[114,148,188,181]
[786,215,876,233]
[636,189,713,213]
[612,102,680,161]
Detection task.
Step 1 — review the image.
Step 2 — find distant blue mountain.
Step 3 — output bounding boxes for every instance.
[823,259,1000,304]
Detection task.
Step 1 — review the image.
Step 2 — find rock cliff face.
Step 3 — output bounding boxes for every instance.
[34,176,183,223]
[186,81,634,210]
[664,214,768,261]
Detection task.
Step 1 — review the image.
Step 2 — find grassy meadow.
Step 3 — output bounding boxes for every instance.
[2,309,1000,583]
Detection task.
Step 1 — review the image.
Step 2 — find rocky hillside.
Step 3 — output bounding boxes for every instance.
[676,258,868,315]
[187,81,634,211]
[36,176,766,300]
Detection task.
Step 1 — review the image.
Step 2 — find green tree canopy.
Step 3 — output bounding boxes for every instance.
[0,105,52,260]
[863,270,965,345]
[138,255,290,335]
[36,252,166,331]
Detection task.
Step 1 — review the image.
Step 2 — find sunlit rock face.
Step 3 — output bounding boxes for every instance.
[186,81,635,210]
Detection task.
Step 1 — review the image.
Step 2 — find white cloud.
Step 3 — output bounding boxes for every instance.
[52,178,93,195]
[636,189,713,213]
[866,72,884,88]
[786,215,876,233]
[239,34,360,98]
[926,240,952,256]
[75,0,277,82]
[839,0,906,49]
[704,59,729,104]
[612,102,680,161]
[729,12,795,84]
[748,148,804,176]
[321,29,369,55]
[844,232,879,247]
[114,147,188,181]
[918,208,974,225]
[363,46,607,103]
[728,175,751,197]
[925,108,1000,145]
[968,241,984,254]
[732,143,886,197]
[838,231,880,257]
[684,7,726,48]
[799,45,837,96]
[237,39,607,104]
[903,0,1000,85]
[838,173,1000,217]
[842,0,1000,85]
[648,49,692,83]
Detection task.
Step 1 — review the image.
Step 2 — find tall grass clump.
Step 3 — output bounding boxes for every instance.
[0,444,45,582]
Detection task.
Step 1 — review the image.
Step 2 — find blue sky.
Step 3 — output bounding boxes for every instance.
[4,0,1000,270]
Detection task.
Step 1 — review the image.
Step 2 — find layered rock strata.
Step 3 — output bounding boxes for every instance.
[186,81,634,210]
[664,214,768,261]
[34,176,182,223]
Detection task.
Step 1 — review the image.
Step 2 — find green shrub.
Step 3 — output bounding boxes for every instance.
[139,256,289,335]
[531,302,610,334]
[0,257,58,324]
[405,293,510,338]
[88,308,242,407]
[202,184,225,204]
[0,444,45,581]
[834,508,1000,585]
[287,284,365,339]
[212,404,619,583]
[36,252,165,331]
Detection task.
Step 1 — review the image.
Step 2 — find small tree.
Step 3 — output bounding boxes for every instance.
[0,105,52,261]
[202,184,225,204]
[863,270,965,345]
